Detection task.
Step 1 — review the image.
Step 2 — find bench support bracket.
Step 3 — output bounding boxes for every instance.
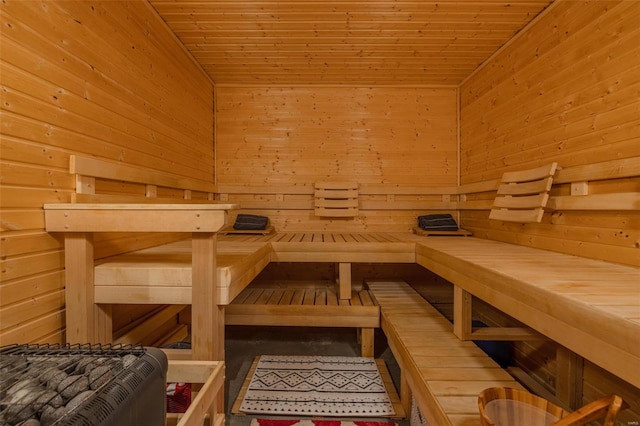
[454,286,545,341]
[338,262,352,299]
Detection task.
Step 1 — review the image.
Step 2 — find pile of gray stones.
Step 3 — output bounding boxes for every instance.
[0,353,138,426]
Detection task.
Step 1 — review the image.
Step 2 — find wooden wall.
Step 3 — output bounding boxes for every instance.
[459,0,640,266]
[0,0,214,345]
[215,86,458,231]
[459,0,640,415]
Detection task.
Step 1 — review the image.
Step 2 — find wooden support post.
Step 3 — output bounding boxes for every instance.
[64,233,110,344]
[338,262,352,299]
[94,304,113,344]
[191,233,223,361]
[556,345,584,410]
[191,232,225,410]
[453,285,472,340]
[360,328,374,357]
[400,370,412,418]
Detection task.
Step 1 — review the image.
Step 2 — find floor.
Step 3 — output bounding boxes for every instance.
[224,325,407,426]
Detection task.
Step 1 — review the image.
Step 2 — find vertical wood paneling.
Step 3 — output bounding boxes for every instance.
[460,0,640,406]
[216,86,457,231]
[0,0,214,345]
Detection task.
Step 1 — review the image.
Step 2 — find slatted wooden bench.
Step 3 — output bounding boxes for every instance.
[367,280,524,426]
[226,282,380,356]
[220,231,417,297]
[220,231,417,357]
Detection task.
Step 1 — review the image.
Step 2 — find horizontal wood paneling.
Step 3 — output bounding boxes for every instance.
[216,86,457,231]
[150,0,552,85]
[460,0,640,406]
[0,0,214,345]
[459,0,640,266]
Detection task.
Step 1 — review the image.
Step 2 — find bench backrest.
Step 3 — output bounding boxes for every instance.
[69,155,216,204]
[67,155,218,258]
[459,157,639,212]
[489,162,557,223]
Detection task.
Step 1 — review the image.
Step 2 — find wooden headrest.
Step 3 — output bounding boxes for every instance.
[489,163,558,223]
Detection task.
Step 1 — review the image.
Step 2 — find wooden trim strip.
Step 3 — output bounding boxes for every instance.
[554,157,640,184]
[71,155,215,193]
[548,192,640,211]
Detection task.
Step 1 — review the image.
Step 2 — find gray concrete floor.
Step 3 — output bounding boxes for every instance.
[224,325,406,426]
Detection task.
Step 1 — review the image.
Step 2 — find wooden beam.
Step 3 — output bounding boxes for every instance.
[63,233,108,344]
[453,285,472,340]
[556,346,584,410]
[44,204,231,233]
[338,262,352,300]
[191,233,223,361]
[548,192,640,211]
[360,328,374,357]
[469,327,545,341]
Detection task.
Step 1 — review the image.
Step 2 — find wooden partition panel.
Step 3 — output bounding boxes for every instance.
[0,1,214,345]
[215,86,458,231]
[459,0,640,266]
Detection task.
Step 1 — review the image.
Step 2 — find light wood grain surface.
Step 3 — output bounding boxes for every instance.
[415,237,640,389]
[368,280,524,426]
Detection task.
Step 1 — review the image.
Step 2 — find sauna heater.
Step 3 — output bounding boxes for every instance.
[0,344,167,426]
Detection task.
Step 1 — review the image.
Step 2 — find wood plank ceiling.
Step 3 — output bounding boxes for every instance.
[149,0,554,86]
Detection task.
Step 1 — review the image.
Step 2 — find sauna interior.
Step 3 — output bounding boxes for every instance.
[1,0,639,425]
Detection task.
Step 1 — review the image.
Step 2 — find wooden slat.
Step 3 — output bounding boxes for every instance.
[493,193,549,209]
[500,163,558,184]
[226,283,380,329]
[71,155,215,194]
[554,157,640,184]
[548,192,640,211]
[44,204,230,232]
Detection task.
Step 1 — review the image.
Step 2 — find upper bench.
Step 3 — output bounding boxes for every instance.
[43,155,238,361]
[415,237,640,389]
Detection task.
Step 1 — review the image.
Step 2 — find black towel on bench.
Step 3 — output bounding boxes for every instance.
[233,214,269,230]
[417,214,458,231]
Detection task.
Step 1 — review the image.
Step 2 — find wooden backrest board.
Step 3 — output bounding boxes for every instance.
[490,163,558,223]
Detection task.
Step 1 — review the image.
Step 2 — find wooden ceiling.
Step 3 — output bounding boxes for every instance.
[149,0,554,86]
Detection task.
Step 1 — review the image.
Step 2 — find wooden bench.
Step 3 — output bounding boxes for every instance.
[367,280,523,426]
[220,231,417,356]
[94,231,415,356]
[43,155,639,415]
[43,155,239,362]
[414,237,640,390]
[221,231,417,298]
[94,239,272,306]
[226,282,380,356]
[120,227,638,391]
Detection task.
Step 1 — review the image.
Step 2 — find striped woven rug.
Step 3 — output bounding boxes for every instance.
[239,355,395,417]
